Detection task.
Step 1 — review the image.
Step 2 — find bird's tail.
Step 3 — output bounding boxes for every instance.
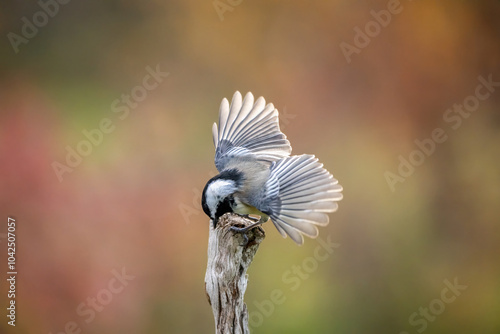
[265,154,343,245]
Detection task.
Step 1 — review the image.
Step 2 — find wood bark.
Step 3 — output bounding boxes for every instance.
[205,213,265,334]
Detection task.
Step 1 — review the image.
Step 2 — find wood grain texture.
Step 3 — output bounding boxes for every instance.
[205,213,265,334]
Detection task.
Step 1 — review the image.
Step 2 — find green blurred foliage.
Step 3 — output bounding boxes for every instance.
[0,0,499,333]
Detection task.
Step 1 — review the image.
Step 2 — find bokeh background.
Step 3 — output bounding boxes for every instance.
[1,1,500,333]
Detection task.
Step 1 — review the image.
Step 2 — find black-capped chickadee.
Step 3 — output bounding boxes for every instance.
[201,92,343,245]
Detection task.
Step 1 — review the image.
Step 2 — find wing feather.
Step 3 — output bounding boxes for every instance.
[213,91,291,171]
[258,155,343,245]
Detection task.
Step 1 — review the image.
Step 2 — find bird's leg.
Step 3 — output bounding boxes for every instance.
[230,216,266,234]
[239,214,260,222]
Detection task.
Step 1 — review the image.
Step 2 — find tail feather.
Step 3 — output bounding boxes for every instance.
[265,154,343,245]
[275,215,320,238]
[272,217,308,244]
[283,182,341,198]
[282,190,342,204]
[280,200,338,212]
[279,210,330,225]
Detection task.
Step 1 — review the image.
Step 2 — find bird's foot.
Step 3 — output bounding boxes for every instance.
[230,219,265,245]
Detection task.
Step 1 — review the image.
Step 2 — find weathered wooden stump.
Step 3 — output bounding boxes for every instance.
[205,213,265,334]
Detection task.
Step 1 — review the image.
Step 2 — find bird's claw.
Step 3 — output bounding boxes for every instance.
[230,221,263,246]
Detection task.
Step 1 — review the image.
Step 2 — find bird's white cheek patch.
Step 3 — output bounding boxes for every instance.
[205,179,237,216]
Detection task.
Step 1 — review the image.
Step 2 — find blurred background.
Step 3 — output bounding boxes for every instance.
[1,0,499,333]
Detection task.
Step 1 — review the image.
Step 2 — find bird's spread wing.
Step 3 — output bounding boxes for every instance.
[213,91,292,172]
[260,155,343,245]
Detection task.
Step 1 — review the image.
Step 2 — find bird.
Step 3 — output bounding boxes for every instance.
[201,91,343,245]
